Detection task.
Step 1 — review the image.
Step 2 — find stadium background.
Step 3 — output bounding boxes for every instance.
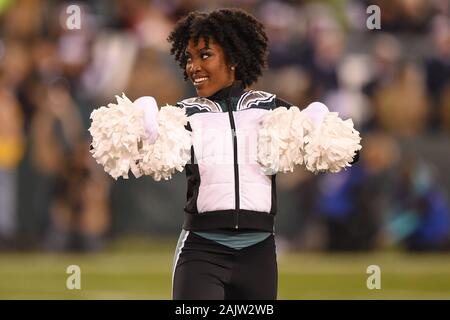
[0,0,450,299]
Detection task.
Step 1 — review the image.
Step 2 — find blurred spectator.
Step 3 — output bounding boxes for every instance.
[317,132,400,251]
[50,139,111,251]
[255,66,313,108]
[387,158,450,251]
[125,47,185,104]
[363,33,402,96]
[2,0,45,39]
[373,62,429,137]
[425,15,450,131]
[0,0,449,253]
[116,0,173,51]
[440,83,450,133]
[362,0,434,33]
[276,169,324,251]
[307,8,346,98]
[29,80,110,251]
[0,87,25,249]
[259,1,306,70]
[362,33,401,131]
[324,53,372,128]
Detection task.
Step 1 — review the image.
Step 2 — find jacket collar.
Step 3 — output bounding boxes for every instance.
[206,81,245,101]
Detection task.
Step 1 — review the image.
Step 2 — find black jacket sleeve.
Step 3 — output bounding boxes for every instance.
[275,97,294,108]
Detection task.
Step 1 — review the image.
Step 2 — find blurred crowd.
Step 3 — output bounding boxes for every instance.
[0,0,449,252]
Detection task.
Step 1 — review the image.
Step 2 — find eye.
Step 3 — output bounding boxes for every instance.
[186,57,192,63]
[201,53,210,60]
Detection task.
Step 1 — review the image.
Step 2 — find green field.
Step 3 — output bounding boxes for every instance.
[0,237,450,299]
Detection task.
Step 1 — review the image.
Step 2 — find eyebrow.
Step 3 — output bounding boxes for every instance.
[185,46,212,56]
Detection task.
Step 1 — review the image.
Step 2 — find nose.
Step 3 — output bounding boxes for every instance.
[188,60,201,75]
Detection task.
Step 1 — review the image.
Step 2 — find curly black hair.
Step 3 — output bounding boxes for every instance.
[167,8,268,88]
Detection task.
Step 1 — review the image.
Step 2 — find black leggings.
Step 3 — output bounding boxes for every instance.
[172,231,278,300]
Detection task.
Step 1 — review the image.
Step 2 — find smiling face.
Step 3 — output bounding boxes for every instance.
[185,37,236,97]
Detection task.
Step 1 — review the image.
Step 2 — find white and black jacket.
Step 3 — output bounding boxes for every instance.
[89,81,362,233]
[179,81,283,232]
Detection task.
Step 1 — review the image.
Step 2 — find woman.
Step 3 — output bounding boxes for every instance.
[89,8,361,299]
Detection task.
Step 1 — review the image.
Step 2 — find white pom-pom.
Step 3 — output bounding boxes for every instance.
[89,93,147,180]
[138,105,191,181]
[304,112,362,173]
[257,107,313,175]
[89,93,191,181]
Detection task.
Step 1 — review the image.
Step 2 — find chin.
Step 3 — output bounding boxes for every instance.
[196,89,211,97]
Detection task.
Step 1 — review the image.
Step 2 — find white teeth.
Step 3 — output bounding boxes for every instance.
[194,77,208,84]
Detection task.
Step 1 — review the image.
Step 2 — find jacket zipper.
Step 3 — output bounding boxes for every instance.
[226,96,240,229]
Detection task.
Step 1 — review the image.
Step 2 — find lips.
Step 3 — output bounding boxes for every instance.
[192,76,209,87]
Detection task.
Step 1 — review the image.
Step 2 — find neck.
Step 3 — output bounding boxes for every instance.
[207,80,245,100]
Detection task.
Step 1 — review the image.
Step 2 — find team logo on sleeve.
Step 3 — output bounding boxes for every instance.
[237,91,276,110]
[178,97,223,113]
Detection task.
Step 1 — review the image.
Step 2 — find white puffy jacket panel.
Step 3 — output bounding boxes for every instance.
[189,108,272,213]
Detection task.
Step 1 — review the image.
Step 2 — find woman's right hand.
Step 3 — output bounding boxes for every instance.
[134,96,159,144]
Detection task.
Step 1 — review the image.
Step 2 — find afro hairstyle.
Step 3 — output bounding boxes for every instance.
[167,8,269,87]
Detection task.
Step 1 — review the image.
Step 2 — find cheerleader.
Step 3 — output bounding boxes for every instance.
[89,8,361,300]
